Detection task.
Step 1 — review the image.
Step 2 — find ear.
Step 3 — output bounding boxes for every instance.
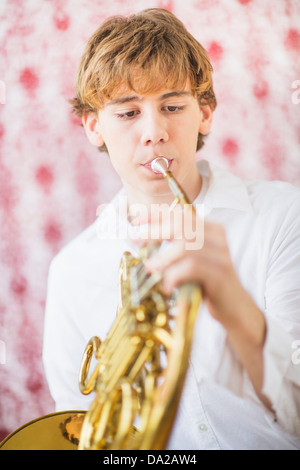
[82,112,105,147]
[198,105,213,135]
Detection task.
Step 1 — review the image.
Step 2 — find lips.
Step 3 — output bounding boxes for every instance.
[142,157,173,173]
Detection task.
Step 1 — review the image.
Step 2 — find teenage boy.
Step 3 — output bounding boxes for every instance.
[43,8,300,449]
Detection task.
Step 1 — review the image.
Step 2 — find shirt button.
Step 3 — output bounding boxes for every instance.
[198,423,208,432]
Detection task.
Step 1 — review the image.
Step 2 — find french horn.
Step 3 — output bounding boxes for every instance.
[0,157,202,450]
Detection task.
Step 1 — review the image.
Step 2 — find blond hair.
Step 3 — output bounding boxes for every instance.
[70,8,217,150]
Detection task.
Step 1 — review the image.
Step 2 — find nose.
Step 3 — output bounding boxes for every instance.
[140,111,169,146]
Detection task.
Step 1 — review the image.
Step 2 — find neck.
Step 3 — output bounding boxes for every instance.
[126,172,202,226]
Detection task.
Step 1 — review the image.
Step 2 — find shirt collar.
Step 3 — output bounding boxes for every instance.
[96,159,253,242]
[196,159,253,214]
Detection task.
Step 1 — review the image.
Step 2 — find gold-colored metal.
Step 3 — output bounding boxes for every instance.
[0,157,202,451]
[77,157,202,450]
[0,411,86,450]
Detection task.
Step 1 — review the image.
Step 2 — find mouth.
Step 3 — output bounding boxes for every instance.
[142,157,173,175]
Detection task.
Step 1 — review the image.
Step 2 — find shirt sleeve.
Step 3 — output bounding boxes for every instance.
[261,194,300,438]
[42,256,94,412]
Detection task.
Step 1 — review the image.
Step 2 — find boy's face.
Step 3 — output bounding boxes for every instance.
[83,82,212,207]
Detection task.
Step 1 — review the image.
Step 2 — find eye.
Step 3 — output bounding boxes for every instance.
[116,110,139,120]
[163,105,185,113]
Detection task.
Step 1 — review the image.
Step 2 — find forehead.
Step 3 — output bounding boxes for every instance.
[105,81,194,105]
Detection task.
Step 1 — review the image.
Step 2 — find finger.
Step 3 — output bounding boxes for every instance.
[131,203,203,246]
[159,256,203,295]
[146,239,186,272]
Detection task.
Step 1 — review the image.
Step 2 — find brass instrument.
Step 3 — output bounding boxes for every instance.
[77,157,202,450]
[0,157,202,451]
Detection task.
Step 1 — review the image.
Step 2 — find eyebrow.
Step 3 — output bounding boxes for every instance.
[106,91,192,106]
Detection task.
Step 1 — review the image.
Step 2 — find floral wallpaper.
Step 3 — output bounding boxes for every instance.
[0,0,299,441]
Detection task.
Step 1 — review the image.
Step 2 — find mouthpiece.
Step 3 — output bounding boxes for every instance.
[151,156,192,207]
[151,157,169,175]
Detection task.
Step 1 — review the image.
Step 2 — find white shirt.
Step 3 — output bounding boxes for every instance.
[43,160,300,450]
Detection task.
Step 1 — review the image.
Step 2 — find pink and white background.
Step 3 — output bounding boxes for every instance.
[0,0,299,441]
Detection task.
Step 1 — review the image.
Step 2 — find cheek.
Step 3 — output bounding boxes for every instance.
[177,120,200,151]
[101,122,135,153]
[177,109,201,139]
[109,137,131,156]
[101,124,138,169]
[105,142,133,177]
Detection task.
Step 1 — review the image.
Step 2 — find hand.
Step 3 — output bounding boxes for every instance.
[144,207,247,330]
[139,206,269,402]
